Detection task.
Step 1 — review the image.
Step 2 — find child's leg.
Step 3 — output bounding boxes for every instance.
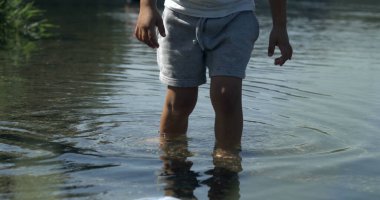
[157,9,204,137]
[210,76,243,152]
[160,86,198,137]
[202,11,258,154]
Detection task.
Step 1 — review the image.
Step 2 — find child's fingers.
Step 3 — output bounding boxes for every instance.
[134,27,143,42]
[136,29,152,48]
[148,29,159,48]
[277,44,293,65]
[275,56,286,66]
[268,40,275,57]
[268,32,277,57]
[157,19,166,37]
[138,27,157,48]
[274,48,292,66]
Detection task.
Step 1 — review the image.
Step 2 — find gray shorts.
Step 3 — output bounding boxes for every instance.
[157,8,259,87]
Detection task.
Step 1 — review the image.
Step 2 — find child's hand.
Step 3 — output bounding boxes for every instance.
[268,27,293,66]
[134,6,166,48]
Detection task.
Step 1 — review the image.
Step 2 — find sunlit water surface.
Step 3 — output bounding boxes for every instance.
[1,0,380,199]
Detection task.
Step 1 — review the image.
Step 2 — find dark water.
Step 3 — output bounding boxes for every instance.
[1,1,380,199]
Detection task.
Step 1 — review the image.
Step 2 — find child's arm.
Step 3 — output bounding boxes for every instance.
[134,0,166,48]
[268,0,293,66]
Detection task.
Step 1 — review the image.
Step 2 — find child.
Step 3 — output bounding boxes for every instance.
[134,0,293,158]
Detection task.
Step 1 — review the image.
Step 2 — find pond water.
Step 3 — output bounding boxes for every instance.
[1,0,380,199]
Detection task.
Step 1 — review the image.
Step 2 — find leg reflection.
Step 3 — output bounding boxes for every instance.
[158,135,199,200]
[203,148,242,200]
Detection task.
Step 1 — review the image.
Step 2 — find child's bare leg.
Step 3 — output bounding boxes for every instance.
[160,86,198,137]
[210,76,243,152]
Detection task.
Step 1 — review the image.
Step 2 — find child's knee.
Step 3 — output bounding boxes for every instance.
[168,99,196,116]
[165,88,198,117]
[211,87,242,114]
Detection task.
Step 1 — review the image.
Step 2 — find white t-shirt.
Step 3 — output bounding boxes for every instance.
[164,0,255,18]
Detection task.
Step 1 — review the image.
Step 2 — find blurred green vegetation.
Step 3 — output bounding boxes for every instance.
[0,0,56,42]
[0,0,56,63]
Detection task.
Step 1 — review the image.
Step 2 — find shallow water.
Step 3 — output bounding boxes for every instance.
[1,0,380,199]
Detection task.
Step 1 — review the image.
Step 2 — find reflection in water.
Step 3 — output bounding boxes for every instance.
[0,173,63,200]
[213,148,242,173]
[158,136,199,200]
[0,6,132,199]
[203,168,240,200]
[158,136,242,200]
[1,39,37,65]
[0,0,380,199]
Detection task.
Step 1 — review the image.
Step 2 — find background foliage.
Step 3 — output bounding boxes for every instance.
[0,0,54,46]
[0,0,55,63]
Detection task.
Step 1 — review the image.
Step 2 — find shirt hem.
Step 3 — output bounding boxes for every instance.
[164,1,255,18]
